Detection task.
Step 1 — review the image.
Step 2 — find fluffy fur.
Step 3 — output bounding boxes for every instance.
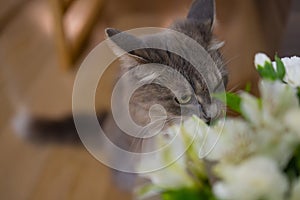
[13,0,227,145]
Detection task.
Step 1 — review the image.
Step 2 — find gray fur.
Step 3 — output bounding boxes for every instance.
[106,2,227,127]
[187,0,215,27]
[17,0,227,145]
[14,0,228,191]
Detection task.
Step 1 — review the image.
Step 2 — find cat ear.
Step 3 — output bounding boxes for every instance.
[105,28,149,63]
[187,0,215,30]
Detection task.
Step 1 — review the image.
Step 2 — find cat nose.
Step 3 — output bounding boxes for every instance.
[203,114,211,123]
[201,103,218,123]
[202,109,211,123]
[198,105,211,123]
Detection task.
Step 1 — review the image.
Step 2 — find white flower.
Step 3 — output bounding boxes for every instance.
[255,53,300,87]
[138,135,194,189]
[240,80,300,166]
[199,80,300,165]
[284,109,300,137]
[240,80,299,132]
[240,92,261,126]
[281,56,300,88]
[255,128,296,167]
[241,80,299,126]
[201,119,255,164]
[140,157,194,189]
[137,54,300,200]
[255,53,271,68]
[213,156,288,200]
[138,117,207,189]
[290,179,300,200]
[260,80,299,117]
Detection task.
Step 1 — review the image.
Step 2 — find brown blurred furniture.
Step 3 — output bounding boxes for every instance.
[280,0,300,56]
[215,0,292,94]
[49,0,105,70]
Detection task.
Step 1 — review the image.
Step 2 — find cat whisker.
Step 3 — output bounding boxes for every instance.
[227,84,242,93]
[223,55,239,66]
[127,116,184,152]
[128,136,143,153]
[226,109,240,116]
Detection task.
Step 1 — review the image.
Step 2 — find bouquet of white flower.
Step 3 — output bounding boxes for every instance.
[136,54,300,200]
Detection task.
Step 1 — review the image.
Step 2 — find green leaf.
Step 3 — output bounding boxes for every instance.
[264,61,278,80]
[275,55,286,80]
[297,87,300,105]
[284,144,300,182]
[212,92,226,103]
[225,92,242,113]
[162,188,216,200]
[245,82,252,93]
[256,57,287,81]
[213,92,242,114]
[257,65,269,79]
[256,55,287,81]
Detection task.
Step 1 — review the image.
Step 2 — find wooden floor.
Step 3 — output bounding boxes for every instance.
[0,0,188,199]
[0,0,130,199]
[0,0,298,199]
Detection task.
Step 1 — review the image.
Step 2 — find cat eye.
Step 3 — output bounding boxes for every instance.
[175,95,192,105]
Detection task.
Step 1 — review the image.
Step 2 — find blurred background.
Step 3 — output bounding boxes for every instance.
[0,0,299,199]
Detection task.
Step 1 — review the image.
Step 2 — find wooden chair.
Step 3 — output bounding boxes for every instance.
[49,0,105,70]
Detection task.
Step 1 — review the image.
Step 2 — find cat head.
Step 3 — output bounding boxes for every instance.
[105,0,227,125]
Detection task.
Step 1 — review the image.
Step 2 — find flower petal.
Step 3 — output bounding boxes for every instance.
[255,53,271,69]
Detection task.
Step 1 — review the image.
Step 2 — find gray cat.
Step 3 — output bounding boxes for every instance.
[103,0,228,152]
[13,0,227,145]
[106,16,227,130]
[13,0,227,191]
